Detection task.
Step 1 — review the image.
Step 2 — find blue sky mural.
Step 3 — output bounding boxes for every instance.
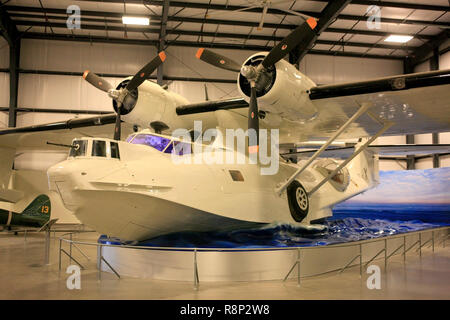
[345,167,450,204]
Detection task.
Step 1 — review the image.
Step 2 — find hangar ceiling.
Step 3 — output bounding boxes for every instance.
[0,0,449,65]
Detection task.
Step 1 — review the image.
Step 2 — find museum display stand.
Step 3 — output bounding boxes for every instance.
[57,227,449,286]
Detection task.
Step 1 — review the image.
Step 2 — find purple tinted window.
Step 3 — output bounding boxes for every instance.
[164,142,173,154]
[130,134,171,152]
[126,135,135,143]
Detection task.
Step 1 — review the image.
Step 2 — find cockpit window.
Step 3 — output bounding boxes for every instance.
[110,142,120,159]
[92,140,107,157]
[129,134,171,152]
[126,134,135,143]
[69,140,87,157]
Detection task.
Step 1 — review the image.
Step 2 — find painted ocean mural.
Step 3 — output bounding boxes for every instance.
[333,167,450,224]
[100,167,450,248]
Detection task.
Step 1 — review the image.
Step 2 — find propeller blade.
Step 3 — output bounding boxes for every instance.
[125,51,167,92]
[261,17,317,69]
[248,84,259,154]
[113,106,121,141]
[196,48,242,72]
[83,71,114,92]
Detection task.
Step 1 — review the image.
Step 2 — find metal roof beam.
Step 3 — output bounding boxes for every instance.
[21,32,403,60]
[7,5,449,28]
[14,19,435,42]
[312,0,450,12]
[0,7,19,45]
[408,30,450,67]
[75,0,450,13]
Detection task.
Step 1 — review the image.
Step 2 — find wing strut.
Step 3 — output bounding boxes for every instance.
[275,103,394,196]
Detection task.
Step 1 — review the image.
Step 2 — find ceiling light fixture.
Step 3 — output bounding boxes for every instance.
[122,16,150,26]
[384,35,413,43]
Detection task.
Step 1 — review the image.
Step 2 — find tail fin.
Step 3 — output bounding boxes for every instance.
[22,194,51,222]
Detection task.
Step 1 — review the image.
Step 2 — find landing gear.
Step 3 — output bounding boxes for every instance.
[287,181,309,222]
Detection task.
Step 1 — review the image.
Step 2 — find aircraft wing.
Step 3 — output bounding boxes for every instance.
[282,144,450,160]
[175,69,449,142]
[0,114,134,150]
[307,69,450,138]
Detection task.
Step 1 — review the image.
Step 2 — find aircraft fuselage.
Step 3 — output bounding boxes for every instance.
[48,133,378,241]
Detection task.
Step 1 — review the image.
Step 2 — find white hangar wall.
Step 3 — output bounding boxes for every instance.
[406,49,450,170]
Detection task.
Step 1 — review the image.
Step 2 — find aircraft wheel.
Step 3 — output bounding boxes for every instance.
[287,181,309,222]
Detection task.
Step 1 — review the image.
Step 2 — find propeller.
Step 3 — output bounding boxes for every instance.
[196,17,317,154]
[83,51,166,141]
[196,48,241,72]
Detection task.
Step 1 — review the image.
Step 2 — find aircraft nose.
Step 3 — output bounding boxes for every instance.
[48,161,71,185]
[48,161,84,210]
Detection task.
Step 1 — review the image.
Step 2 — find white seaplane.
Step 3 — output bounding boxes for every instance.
[0,17,449,241]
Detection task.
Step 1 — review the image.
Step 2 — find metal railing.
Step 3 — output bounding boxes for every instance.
[57,226,449,289]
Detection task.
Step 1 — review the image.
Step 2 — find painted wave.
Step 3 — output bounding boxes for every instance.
[98,217,446,248]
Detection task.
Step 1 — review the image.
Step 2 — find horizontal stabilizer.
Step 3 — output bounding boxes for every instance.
[0,189,24,203]
[38,218,59,232]
[282,144,450,159]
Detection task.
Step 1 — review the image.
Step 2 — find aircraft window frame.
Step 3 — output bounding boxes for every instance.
[126,134,136,143]
[110,142,120,159]
[69,140,87,158]
[163,141,174,154]
[172,141,192,156]
[92,140,107,157]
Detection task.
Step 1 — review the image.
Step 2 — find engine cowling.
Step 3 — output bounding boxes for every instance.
[112,79,208,133]
[237,53,318,123]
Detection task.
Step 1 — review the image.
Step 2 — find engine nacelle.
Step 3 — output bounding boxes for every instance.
[113,79,201,133]
[237,53,318,123]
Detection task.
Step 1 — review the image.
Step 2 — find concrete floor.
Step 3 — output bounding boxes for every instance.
[0,231,449,300]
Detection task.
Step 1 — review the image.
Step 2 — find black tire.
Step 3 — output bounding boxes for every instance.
[287,181,309,222]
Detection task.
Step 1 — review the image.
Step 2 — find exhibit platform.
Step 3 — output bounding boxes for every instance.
[94,224,449,282]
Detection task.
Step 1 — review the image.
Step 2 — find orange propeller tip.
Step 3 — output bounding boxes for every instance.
[306,17,317,30]
[159,51,166,62]
[248,145,259,154]
[82,70,90,79]
[196,48,205,59]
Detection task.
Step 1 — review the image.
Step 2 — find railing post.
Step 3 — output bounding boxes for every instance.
[297,248,301,287]
[432,231,435,253]
[384,239,387,271]
[194,248,199,290]
[58,238,62,271]
[419,233,422,258]
[444,230,446,248]
[359,244,362,278]
[97,245,102,281]
[403,236,406,263]
[69,233,73,264]
[44,228,51,265]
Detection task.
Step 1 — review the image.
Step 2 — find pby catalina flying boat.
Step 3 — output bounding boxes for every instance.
[0,17,449,241]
